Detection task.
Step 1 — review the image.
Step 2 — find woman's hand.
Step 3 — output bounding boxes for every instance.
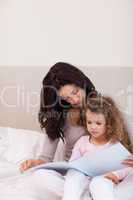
[104,172,120,184]
[122,155,133,167]
[19,159,44,173]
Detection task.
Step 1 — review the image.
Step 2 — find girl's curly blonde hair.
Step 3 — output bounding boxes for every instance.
[84,95,132,152]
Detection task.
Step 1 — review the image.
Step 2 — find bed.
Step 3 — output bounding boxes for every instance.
[0,126,64,200]
[0,112,133,200]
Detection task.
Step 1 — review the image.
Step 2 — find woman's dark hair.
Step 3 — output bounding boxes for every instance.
[38,62,97,140]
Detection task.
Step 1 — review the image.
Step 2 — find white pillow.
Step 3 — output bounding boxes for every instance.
[5,127,46,164]
[0,158,20,178]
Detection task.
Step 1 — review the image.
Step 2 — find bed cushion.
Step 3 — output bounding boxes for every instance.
[0,158,20,178]
[4,127,46,164]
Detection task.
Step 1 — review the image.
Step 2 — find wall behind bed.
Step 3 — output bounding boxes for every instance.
[0,66,133,131]
[0,0,133,131]
[0,0,133,66]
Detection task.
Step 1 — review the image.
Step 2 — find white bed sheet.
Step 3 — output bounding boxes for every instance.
[0,169,62,200]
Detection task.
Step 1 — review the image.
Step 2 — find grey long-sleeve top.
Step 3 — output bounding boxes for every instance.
[41,124,87,163]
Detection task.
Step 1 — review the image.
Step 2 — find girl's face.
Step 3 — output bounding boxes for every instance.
[59,84,85,107]
[86,109,106,140]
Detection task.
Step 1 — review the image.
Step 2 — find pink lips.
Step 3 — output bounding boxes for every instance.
[91,131,98,135]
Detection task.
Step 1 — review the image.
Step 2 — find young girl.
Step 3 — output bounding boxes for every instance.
[62,95,133,200]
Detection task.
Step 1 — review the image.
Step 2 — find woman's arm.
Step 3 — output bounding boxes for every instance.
[19,159,45,173]
[41,135,59,162]
[20,135,59,172]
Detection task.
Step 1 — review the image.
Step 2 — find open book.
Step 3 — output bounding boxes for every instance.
[28,143,131,177]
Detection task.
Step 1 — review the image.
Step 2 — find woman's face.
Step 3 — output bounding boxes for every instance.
[59,84,85,107]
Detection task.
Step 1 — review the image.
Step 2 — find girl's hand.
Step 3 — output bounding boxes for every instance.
[122,155,133,167]
[104,172,120,184]
[19,159,44,173]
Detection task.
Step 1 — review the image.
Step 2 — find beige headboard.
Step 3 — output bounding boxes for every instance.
[0,66,133,134]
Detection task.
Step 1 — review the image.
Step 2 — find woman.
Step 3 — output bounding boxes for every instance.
[20,62,97,171]
[17,62,97,200]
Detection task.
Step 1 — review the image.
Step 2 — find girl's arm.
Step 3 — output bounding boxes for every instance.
[69,150,82,162]
[69,137,84,161]
[122,155,133,167]
[111,167,133,180]
[104,167,133,183]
